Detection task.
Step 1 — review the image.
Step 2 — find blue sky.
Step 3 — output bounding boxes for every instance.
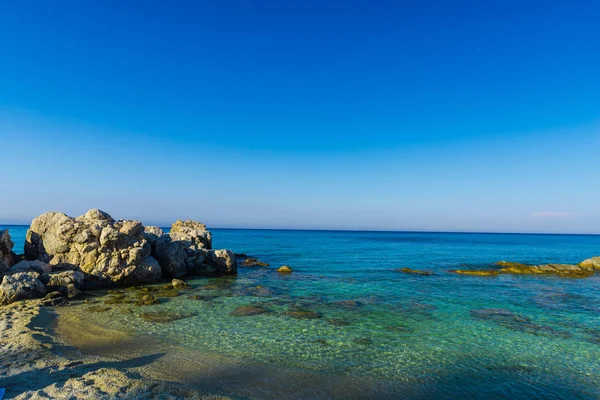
[1,1,599,233]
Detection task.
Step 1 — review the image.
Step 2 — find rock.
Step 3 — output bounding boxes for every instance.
[154,235,188,277]
[205,249,237,275]
[139,311,197,323]
[156,290,179,298]
[132,256,162,282]
[0,229,15,274]
[24,209,158,286]
[8,260,53,275]
[230,305,270,316]
[66,283,82,298]
[496,261,593,277]
[395,267,433,276]
[143,226,164,252]
[136,294,159,306]
[104,293,131,304]
[470,307,570,338]
[171,278,189,289]
[580,256,600,270]
[334,300,363,309]
[556,269,595,278]
[452,269,500,276]
[284,308,321,319]
[41,291,68,306]
[187,295,218,301]
[40,270,85,291]
[242,258,270,267]
[170,220,212,249]
[0,272,47,305]
[277,265,293,273]
[87,306,112,313]
[153,219,219,277]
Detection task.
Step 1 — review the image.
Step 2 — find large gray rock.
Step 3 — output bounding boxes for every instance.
[133,256,162,282]
[24,209,160,286]
[205,249,237,275]
[0,271,47,305]
[40,270,85,291]
[143,226,164,249]
[0,229,15,275]
[170,220,212,249]
[154,220,215,277]
[154,234,188,277]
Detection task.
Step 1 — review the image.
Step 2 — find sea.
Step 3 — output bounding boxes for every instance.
[3,225,600,399]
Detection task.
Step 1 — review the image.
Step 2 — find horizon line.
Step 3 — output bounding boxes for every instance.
[0,223,598,237]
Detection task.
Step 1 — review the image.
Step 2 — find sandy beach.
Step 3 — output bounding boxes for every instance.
[0,299,231,399]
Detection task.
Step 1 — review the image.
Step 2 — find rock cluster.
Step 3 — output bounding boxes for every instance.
[24,209,157,287]
[155,220,235,277]
[452,259,600,278]
[0,209,238,306]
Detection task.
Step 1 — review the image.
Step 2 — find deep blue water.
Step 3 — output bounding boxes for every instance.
[3,225,600,399]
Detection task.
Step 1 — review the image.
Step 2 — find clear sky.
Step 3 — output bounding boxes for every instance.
[1,1,599,233]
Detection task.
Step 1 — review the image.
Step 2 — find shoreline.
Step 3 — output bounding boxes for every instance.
[0,299,232,399]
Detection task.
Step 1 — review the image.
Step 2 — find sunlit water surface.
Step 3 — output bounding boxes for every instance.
[4,226,600,399]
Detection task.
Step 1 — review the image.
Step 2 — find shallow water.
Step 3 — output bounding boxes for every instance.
[4,226,600,399]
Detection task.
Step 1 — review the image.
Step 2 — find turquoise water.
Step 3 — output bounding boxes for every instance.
[4,226,600,398]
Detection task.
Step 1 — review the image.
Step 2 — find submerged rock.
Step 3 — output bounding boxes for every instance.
[395,267,434,276]
[470,308,571,338]
[139,311,197,323]
[0,272,47,305]
[156,290,179,298]
[242,258,270,267]
[284,308,321,319]
[187,294,218,301]
[136,294,159,306]
[230,305,270,316]
[452,269,500,276]
[41,290,68,307]
[87,306,112,313]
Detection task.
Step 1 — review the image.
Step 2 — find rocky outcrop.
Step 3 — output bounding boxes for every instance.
[24,209,155,286]
[0,209,237,306]
[0,272,47,305]
[0,229,15,275]
[170,220,212,249]
[580,257,600,269]
[204,249,237,275]
[453,258,600,278]
[154,221,236,277]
